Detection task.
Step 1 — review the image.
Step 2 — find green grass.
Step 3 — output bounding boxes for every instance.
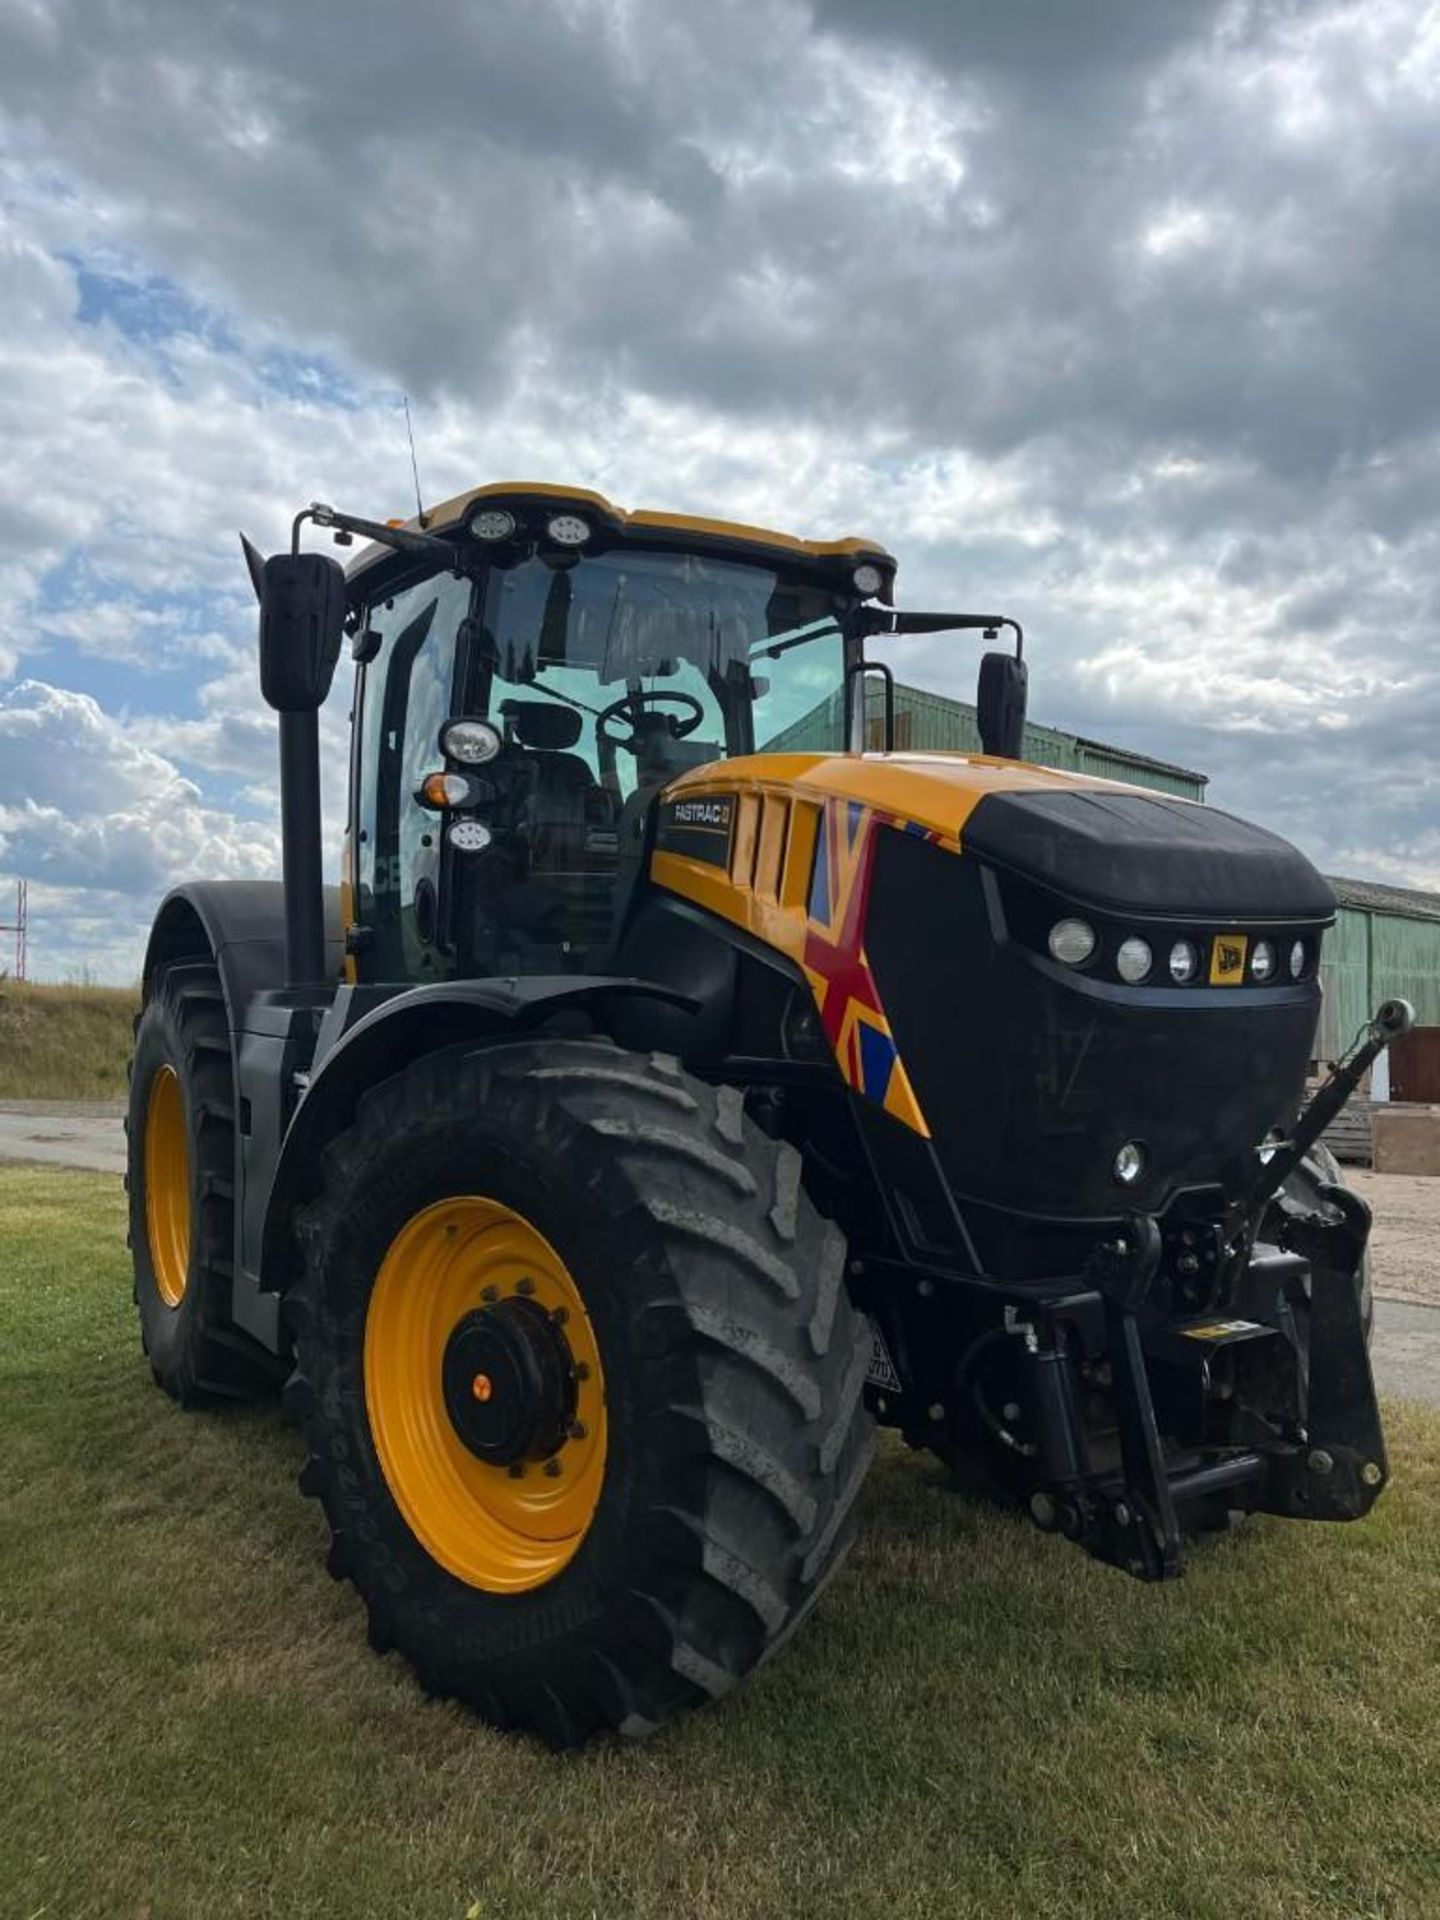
[0,980,137,1099]
[4,1166,1440,1920]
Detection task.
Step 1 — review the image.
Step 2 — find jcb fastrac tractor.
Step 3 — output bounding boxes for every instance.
[129,483,1407,1747]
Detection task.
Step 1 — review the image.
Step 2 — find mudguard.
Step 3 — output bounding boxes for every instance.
[142,882,343,1030]
[255,975,697,1313]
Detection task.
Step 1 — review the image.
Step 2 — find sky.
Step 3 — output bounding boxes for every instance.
[1,0,1438,981]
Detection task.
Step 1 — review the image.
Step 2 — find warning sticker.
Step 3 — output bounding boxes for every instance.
[1181,1319,1262,1341]
[866,1321,902,1392]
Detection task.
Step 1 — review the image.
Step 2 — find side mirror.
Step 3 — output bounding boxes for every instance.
[257,551,347,712]
[977,651,1028,760]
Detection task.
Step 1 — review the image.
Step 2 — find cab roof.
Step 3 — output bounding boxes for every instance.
[345,480,895,586]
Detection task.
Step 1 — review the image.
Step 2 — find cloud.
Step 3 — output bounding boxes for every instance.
[1,0,1440,977]
[0,682,282,972]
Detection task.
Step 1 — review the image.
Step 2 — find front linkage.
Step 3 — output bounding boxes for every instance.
[863,999,1412,1581]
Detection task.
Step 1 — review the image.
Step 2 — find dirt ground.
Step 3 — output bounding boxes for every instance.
[1351,1170,1439,1306]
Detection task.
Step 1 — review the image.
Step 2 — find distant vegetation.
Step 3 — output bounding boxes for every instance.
[0,980,137,1100]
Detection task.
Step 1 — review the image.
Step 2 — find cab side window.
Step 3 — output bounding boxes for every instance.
[354,571,473,980]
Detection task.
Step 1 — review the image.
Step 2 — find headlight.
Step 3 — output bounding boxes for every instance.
[1117,936,1153,983]
[1250,939,1277,983]
[449,820,493,853]
[469,507,517,541]
[1168,939,1200,985]
[1048,918,1097,966]
[440,717,502,765]
[852,562,883,597]
[545,512,591,546]
[1114,1140,1147,1185]
[1289,938,1307,980]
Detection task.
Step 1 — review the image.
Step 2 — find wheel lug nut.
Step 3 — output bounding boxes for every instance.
[552,1305,569,1325]
[569,1421,587,1441]
[516,1277,536,1297]
[507,1463,525,1479]
[574,1361,590,1381]
[481,1285,499,1303]
[543,1458,562,1478]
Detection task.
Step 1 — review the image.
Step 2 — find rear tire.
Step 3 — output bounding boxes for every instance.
[285,1038,874,1747]
[126,961,277,1404]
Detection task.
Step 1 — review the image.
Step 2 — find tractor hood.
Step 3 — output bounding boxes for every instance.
[664,748,1333,926]
[961,784,1336,923]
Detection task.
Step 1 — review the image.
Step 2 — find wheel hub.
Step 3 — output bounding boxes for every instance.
[441,1295,577,1466]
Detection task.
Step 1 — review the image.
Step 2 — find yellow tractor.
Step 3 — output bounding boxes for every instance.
[128,483,1405,1746]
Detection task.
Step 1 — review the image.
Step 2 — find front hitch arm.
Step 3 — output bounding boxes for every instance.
[1236,997,1413,1241]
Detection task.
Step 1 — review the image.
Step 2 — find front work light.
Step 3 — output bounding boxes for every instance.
[545,513,591,547]
[1117,936,1153,984]
[449,820,493,852]
[852,563,883,597]
[469,508,517,541]
[1289,938,1307,980]
[440,717,502,765]
[1048,918,1097,966]
[1251,940,1277,983]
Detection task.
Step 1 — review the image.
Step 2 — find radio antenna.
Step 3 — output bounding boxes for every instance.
[402,394,426,527]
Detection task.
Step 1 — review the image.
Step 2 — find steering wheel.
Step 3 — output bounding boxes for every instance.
[595,689,706,753]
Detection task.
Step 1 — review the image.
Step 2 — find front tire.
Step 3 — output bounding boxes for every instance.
[286,1039,874,1747]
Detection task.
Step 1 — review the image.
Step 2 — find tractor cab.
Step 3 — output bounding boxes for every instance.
[344,495,880,981]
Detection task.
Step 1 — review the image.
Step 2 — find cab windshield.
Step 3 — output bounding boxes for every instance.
[475,547,849,782]
[354,546,852,982]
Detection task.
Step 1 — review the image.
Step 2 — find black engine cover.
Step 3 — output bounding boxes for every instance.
[865,824,1324,1229]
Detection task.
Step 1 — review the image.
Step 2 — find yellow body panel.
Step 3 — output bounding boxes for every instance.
[650,750,1147,1137]
[666,748,1135,843]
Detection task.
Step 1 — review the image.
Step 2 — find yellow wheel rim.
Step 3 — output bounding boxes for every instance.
[144,1063,191,1309]
[364,1196,608,1594]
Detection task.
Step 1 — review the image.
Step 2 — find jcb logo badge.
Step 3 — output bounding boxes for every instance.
[1210,934,1248,986]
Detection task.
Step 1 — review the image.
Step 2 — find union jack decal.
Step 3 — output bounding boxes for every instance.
[801,801,930,1134]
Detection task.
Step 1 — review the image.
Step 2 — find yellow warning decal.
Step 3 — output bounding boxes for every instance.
[1181,1319,1262,1341]
[1210,934,1248,985]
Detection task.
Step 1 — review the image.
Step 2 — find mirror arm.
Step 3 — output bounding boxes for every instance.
[859,608,1024,660]
[293,502,464,570]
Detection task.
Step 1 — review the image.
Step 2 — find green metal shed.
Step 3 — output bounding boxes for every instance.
[1317,877,1440,1058]
[761,680,1209,802]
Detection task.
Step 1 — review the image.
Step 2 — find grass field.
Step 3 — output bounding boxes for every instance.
[4,1166,1440,1920]
[0,980,136,1099]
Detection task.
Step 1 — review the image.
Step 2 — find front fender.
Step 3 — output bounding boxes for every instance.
[143,881,343,1028]
[258,975,696,1299]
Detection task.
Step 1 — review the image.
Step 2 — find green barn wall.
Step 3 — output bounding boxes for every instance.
[761,681,1207,802]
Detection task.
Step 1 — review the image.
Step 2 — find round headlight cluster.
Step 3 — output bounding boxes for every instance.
[852,562,884,597]
[1048,918,1097,966]
[1168,939,1200,984]
[439,717,502,765]
[1116,936,1152,984]
[469,507,517,541]
[1045,919,1314,988]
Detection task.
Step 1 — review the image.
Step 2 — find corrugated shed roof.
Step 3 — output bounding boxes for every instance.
[1071,734,1209,787]
[1327,875,1440,924]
